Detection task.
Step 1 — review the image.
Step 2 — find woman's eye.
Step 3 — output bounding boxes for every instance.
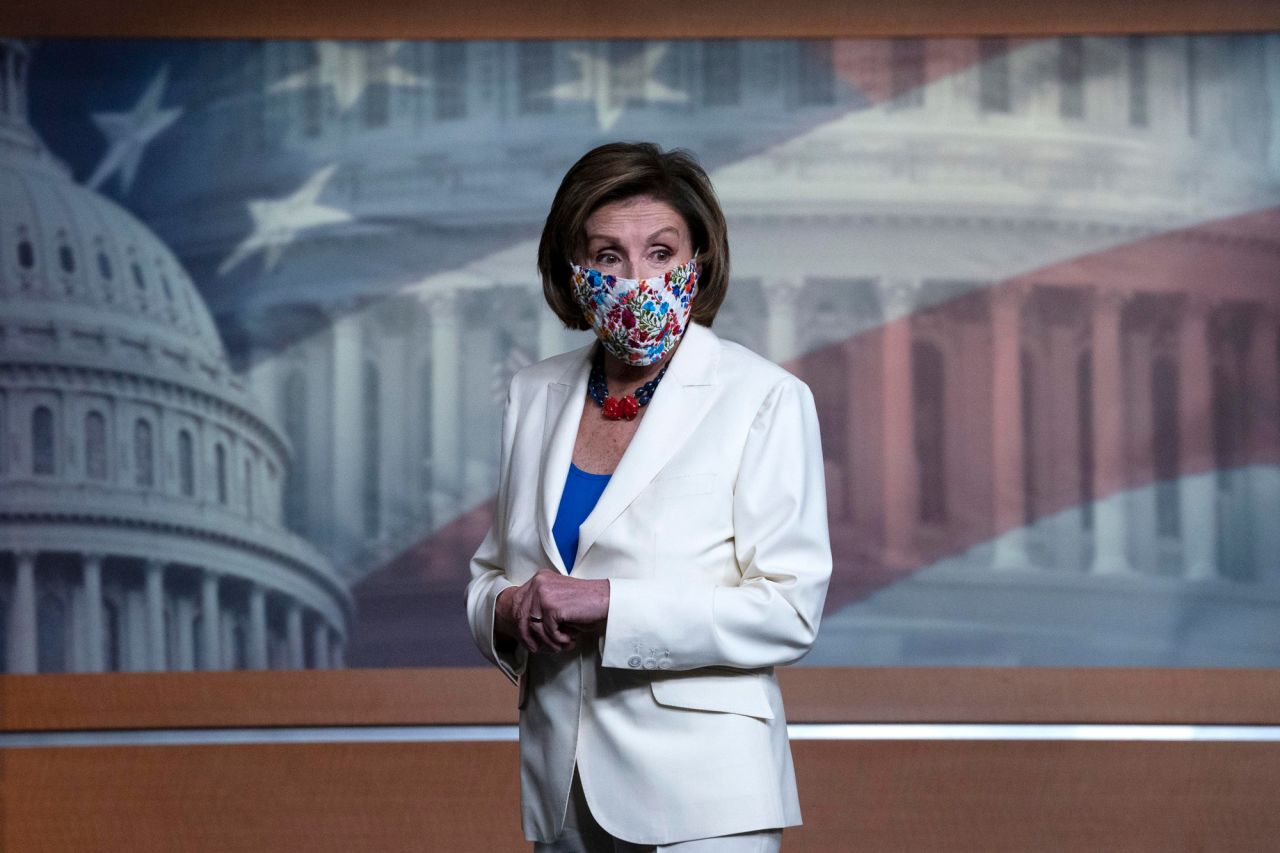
[595,253,620,265]
[652,250,671,262]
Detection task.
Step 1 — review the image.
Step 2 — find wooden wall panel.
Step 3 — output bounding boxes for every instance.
[4,668,1280,731]
[2,742,526,853]
[1,0,1278,38]
[784,740,1280,852]
[4,739,1278,852]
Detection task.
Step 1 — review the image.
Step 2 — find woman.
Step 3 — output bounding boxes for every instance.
[466,142,832,852]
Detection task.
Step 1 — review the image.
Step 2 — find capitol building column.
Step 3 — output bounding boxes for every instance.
[1089,288,1133,575]
[1127,327,1158,575]
[330,310,364,554]
[1247,308,1280,582]
[311,618,331,669]
[991,284,1030,569]
[248,583,268,670]
[145,559,168,670]
[1178,295,1216,581]
[330,633,345,668]
[175,594,197,671]
[841,333,861,524]
[82,552,105,673]
[537,305,560,360]
[10,550,38,673]
[538,299,574,360]
[1047,321,1088,572]
[429,292,463,516]
[764,279,800,365]
[200,569,223,670]
[286,601,305,669]
[378,312,414,540]
[879,279,919,568]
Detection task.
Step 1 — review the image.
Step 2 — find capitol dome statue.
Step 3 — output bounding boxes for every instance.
[0,38,351,673]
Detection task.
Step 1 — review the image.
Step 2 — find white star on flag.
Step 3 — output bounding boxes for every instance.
[86,65,183,194]
[548,43,688,131]
[217,164,353,276]
[269,41,430,113]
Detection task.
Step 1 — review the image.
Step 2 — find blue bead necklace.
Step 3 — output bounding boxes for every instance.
[588,344,669,420]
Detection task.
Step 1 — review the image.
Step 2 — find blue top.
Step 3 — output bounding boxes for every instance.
[551,462,611,573]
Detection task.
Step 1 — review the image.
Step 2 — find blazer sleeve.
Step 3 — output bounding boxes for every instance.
[464,380,528,685]
[600,375,832,671]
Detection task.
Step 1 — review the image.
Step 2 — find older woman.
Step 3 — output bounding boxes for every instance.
[466,142,832,852]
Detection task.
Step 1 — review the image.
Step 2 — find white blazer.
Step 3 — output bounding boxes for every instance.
[465,320,832,845]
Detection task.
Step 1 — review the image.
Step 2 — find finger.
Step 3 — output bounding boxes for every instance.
[540,611,575,649]
[526,615,560,653]
[524,584,562,652]
[522,586,553,653]
[530,603,574,652]
[524,580,574,653]
[517,605,541,653]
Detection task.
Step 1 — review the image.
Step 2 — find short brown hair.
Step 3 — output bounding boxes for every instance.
[537,142,730,330]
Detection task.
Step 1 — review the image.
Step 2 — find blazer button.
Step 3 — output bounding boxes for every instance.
[642,658,658,669]
[628,655,642,668]
[658,658,673,669]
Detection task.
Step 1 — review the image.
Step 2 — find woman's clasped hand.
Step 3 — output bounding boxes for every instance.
[495,573,610,654]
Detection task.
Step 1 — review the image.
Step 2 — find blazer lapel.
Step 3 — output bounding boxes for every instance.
[574,322,721,570]
[537,346,593,574]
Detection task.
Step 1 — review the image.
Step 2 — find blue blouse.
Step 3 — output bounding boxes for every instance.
[551,462,611,573]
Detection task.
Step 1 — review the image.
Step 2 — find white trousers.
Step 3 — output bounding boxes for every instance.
[533,766,784,853]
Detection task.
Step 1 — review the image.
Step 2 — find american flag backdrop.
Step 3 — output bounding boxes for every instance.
[2,34,1278,673]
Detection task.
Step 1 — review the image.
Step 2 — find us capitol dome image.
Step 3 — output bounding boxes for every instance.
[0,38,351,673]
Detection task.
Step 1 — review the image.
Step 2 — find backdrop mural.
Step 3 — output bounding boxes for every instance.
[1,34,1278,674]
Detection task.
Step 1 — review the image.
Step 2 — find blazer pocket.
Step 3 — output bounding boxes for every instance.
[646,472,717,500]
[649,670,775,720]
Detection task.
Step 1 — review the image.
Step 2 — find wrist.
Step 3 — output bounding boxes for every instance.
[495,586,517,638]
[597,578,610,623]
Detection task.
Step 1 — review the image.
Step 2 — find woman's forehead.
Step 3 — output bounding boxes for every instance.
[585,196,687,240]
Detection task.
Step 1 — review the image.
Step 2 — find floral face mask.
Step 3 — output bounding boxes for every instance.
[569,256,699,367]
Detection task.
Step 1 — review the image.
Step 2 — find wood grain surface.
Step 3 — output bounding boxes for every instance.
[3,667,1280,731]
[1,0,1277,38]
[4,739,1278,852]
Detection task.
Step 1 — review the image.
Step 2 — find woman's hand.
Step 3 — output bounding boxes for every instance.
[496,572,610,654]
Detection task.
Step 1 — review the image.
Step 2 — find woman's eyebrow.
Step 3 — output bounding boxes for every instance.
[585,226,679,244]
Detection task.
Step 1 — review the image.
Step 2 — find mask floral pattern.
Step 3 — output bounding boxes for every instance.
[569,256,699,366]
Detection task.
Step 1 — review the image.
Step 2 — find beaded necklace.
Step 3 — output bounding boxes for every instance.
[587,343,669,421]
